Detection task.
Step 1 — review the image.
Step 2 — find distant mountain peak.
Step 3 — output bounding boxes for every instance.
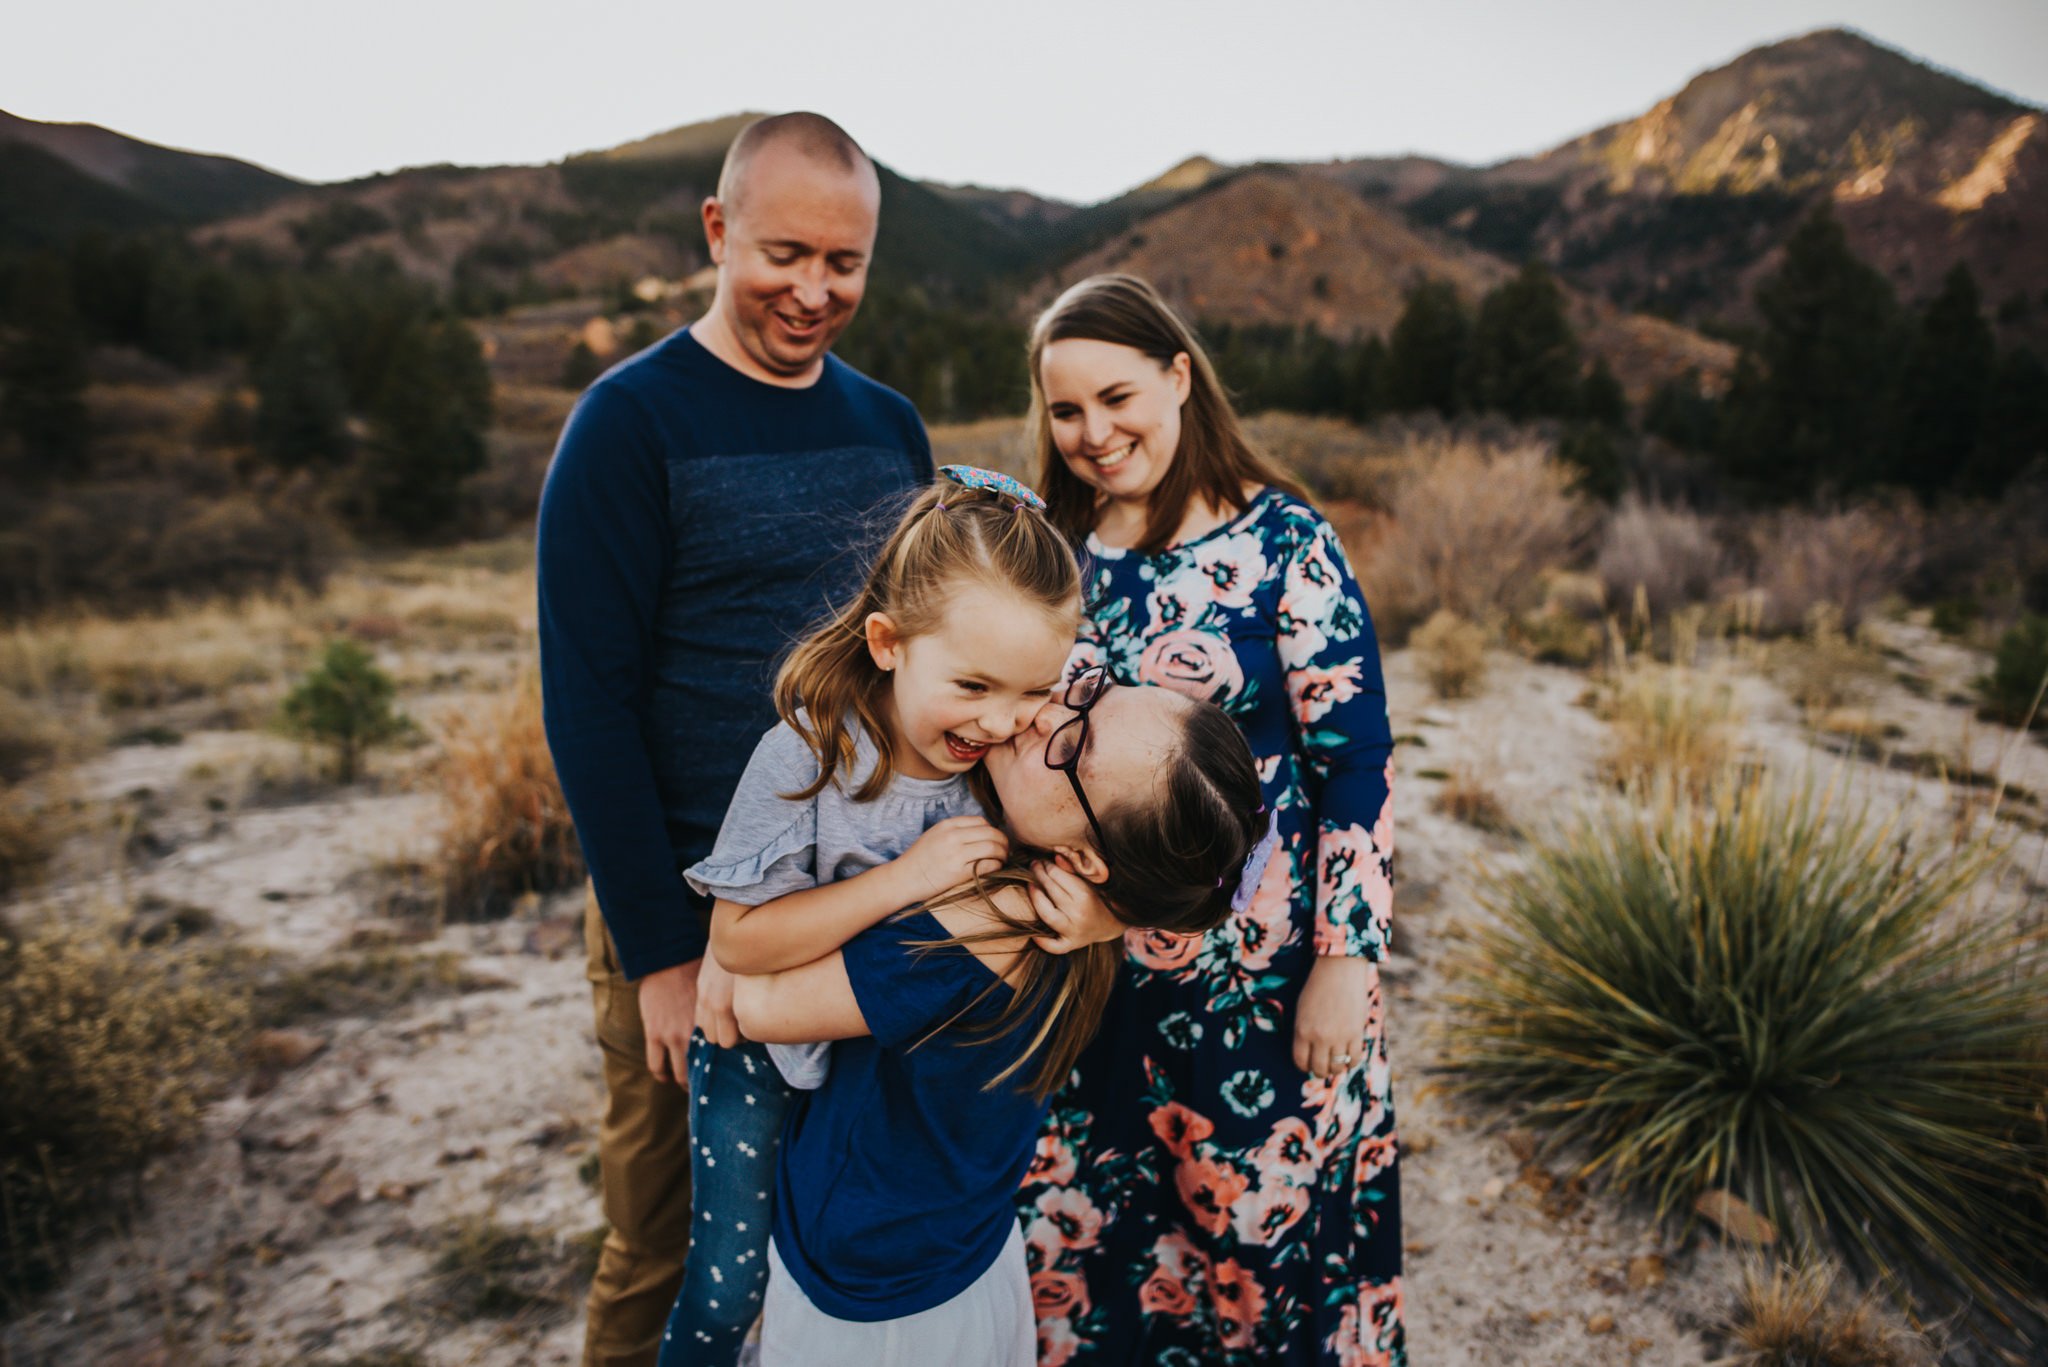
[1140,155,1228,193]
[582,112,770,164]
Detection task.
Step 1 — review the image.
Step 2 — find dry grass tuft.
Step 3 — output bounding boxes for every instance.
[250,949,478,1029]
[1,913,249,1299]
[1410,611,1489,699]
[1772,608,1882,718]
[1435,769,1511,833]
[1597,662,1740,794]
[434,671,582,919]
[0,693,69,782]
[1353,438,1594,643]
[0,790,54,897]
[1725,1259,1934,1367]
[425,1217,599,1324]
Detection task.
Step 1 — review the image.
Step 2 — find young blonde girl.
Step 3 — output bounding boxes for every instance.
[657,466,1101,1366]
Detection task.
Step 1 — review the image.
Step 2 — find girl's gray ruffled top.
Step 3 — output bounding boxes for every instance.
[684,713,984,908]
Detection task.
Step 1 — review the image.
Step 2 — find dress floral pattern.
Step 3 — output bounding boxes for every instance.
[1018,488,1403,1366]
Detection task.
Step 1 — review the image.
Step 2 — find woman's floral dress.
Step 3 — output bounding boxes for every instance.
[1018,488,1403,1367]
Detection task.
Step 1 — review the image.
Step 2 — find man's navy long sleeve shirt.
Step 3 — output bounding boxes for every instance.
[536,327,931,980]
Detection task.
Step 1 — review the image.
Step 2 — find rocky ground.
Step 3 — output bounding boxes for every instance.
[2,603,2038,1366]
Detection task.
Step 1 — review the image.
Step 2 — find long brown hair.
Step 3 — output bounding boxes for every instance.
[916,693,1266,1101]
[1028,274,1306,554]
[774,476,1081,802]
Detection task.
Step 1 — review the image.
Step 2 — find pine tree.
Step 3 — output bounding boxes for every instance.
[0,260,90,478]
[1718,206,1903,499]
[363,316,493,537]
[1468,260,1581,420]
[1971,346,2048,494]
[1383,281,1470,416]
[1348,335,1388,424]
[1890,263,1994,498]
[255,310,352,468]
[1578,356,1628,427]
[1644,370,1720,451]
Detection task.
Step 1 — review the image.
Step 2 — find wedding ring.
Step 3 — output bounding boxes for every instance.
[1335,1052,1354,1066]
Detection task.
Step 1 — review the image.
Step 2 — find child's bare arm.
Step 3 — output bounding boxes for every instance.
[708,816,1009,974]
[731,954,870,1043]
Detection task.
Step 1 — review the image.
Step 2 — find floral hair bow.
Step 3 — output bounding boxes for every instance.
[1229,808,1283,914]
[939,464,1047,510]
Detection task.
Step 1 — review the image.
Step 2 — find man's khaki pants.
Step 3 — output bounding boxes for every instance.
[582,885,694,1367]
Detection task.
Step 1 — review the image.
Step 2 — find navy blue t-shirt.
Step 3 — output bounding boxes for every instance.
[537,328,931,979]
[772,911,1053,1321]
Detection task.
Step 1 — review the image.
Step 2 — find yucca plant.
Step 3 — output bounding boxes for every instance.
[1444,768,2048,1317]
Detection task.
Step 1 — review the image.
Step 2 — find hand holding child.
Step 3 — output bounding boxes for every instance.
[893,815,1010,904]
[1028,858,1126,954]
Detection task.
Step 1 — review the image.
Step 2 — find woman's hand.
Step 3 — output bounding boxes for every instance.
[1027,858,1124,953]
[1294,955,1373,1079]
[693,950,741,1049]
[892,816,1010,905]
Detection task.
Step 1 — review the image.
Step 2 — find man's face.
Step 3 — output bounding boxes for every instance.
[703,144,880,382]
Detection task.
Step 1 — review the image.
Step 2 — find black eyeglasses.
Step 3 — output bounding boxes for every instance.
[1045,665,1112,852]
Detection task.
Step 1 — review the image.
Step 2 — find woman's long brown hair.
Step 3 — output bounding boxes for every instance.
[1028,274,1306,554]
[912,694,1266,1102]
[773,477,1080,801]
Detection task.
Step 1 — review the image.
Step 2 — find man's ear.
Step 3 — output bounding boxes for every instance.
[702,196,727,265]
[864,612,901,671]
[1057,843,1111,886]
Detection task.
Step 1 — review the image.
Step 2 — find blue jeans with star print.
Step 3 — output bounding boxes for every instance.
[656,1031,795,1367]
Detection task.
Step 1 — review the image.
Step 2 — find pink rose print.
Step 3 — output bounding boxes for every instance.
[1032,1270,1090,1321]
[1189,533,1269,609]
[1034,1187,1104,1249]
[1148,1100,1217,1160]
[1230,1178,1311,1245]
[1152,1228,1207,1282]
[1039,1315,1083,1367]
[1355,1131,1398,1185]
[1023,1213,1064,1272]
[1314,821,1392,955]
[1138,1264,1198,1318]
[1026,1132,1077,1188]
[1137,628,1245,703]
[1252,1116,1321,1183]
[1210,1257,1269,1350]
[1289,659,1365,725]
[1235,844,1298,971]
[1127,925,1204,975]
[1175,1154,1251,1236]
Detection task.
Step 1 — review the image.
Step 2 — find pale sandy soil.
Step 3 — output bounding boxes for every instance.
[3,614,2037,1366]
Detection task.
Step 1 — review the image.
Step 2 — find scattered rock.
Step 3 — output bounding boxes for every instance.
[438,1145,487,1165]
[1694,1189,1777,1244]
[345,920,435,949]
[375,1179,427,1203]
[1626,1252,1666,1290]
[1480,1177,1506,1200]
[249,1029,327,1069]
[1502,1128,1540,1163]
[124,896,217,946]
[524,1118,585,1149]
[310,1168,359,1213]
[1587,1312,1615,1335]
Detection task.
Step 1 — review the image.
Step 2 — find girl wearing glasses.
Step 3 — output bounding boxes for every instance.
[663,468,1271,1366]
[1019,276,1405,1367]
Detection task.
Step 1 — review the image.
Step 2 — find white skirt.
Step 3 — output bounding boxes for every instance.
[760,1224,1034,1367]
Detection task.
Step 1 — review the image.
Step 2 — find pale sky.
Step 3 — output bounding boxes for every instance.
[6,1,2045,204]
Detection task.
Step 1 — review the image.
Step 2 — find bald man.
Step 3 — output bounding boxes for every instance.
[538,113,931,1367]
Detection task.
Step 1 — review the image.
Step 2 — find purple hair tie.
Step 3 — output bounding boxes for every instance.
[1229,810,1283,914]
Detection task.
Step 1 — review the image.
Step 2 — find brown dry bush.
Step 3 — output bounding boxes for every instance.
[1724,1260,1934,1367]
[0,789,53,897]
[1353,438,1595,643]
[1772,608,1883,717]
[1742,506,1914,636]
[0,915,248,1300]
[0,692,66,781]
[1595,496,1726,621]
[435,671,582,919]
[1598,663,1740,794]
[1410,610,1488,699]
[929,416,1033,484]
